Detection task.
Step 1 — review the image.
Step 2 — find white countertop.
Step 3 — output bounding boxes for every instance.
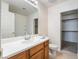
[2,37,49,59]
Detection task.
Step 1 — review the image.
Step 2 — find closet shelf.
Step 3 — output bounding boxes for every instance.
[62,13,77,16]
[62,18,78,21]
[62,31,78,32]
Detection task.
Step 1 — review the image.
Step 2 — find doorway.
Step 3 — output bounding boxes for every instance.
[61,9,78,53]
[34,18,38,34]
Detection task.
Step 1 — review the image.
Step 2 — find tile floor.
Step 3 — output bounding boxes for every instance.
[49,50,78,59]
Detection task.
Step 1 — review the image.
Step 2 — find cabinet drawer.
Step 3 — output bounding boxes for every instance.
[45,40,49,46]
[30,43,44,56]
[8,51,29,59]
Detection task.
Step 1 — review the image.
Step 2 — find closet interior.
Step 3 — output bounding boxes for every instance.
[61,9,78,53]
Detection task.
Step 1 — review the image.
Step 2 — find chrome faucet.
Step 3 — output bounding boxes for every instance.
[24,32,32,40]
[24,32,27,40]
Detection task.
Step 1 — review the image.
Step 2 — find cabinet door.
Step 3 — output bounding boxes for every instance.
[30,43,44,56]
[45,40,49,46]
[8,51,29,59]
[45,46,49,59]
[31,49,44,59]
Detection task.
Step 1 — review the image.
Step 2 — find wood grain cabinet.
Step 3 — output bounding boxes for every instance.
[8,40,49,59]
[45,40,49,59]
[31,49,44,59]
[8,51,29,59]
[45,40,49,46]
[30,43,44,56]
[45,46,49,59]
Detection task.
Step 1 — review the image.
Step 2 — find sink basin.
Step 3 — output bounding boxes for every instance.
[22,40,34,44]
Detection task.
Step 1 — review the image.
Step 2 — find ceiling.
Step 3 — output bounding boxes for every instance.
[3,0,38,16]
[38,0,68,7]
[3,0,68,15]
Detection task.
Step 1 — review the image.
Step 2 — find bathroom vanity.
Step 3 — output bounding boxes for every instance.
[8,40,49,59]
[2,37,49,59]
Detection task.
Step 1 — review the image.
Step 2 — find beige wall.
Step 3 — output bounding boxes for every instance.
[48,0,78,50]
[38,2,48,35]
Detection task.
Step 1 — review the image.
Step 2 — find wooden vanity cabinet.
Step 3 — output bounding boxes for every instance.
[45,46,49,59]
[8,40,49,59]
[8,50,29,59]
[30,43,44,56]
[30,40,49,59]
[30,49,44,59]
[44,40,49,59]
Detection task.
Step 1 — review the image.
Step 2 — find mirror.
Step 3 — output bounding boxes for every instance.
[1,0,38,39]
